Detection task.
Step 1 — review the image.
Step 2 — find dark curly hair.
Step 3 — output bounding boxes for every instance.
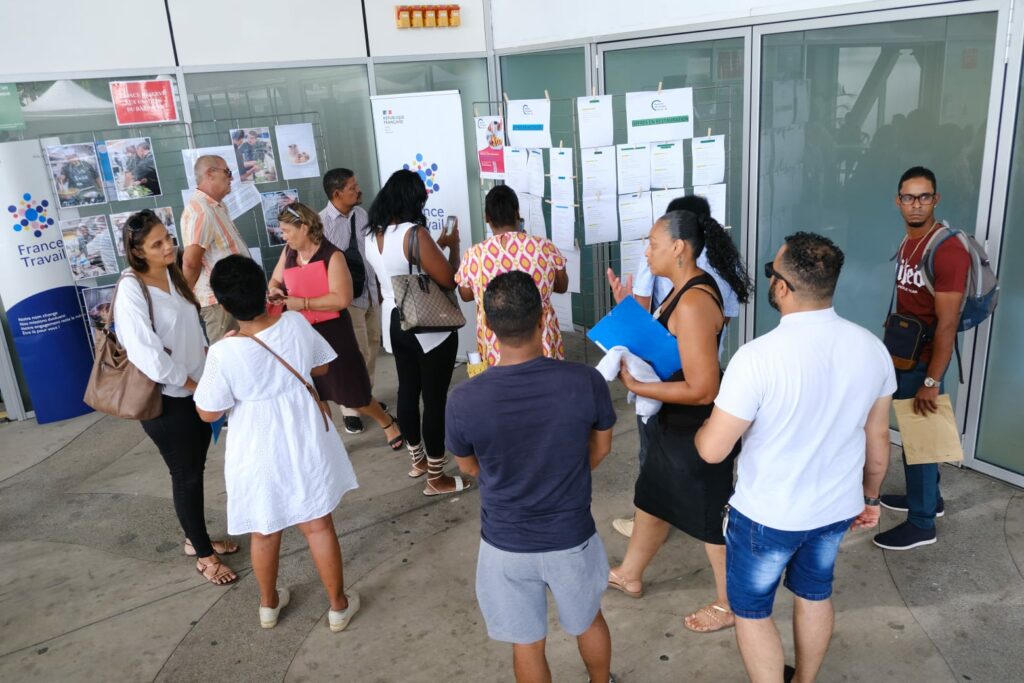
[780,231,845,301]
[483,271,542,345]
[366,169,427,235]
[661,209,752,304]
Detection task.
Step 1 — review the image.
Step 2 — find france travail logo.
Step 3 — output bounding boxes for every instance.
[403,154,440,195]
[8,193,54,238]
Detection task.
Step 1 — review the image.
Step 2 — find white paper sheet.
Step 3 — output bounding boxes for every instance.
[625,88,694,143]
[772,80,796,128]
[551,203,576,251]
[576,95,614,148]
[503,147,530,197]
[549,147,574,205]
[581,146,617,199]
[248,247,264,272]
[616,143,651,195]
[650,188,685,217]
[274,123,321,180]
[620,239,647,280]
[474,115,505,180]
[691,135,725,186]
[561,245,581,293]
[618,192,654,242]
[583,194,619,245]
[551,291,574,331]
[522,192,547,238]
[693,183,727,224]
[507,98,552,148]
[527,149,546,197]
[181,183,260,221]
[649,140,685,190]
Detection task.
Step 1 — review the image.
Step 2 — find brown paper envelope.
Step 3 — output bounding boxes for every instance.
[893,394,963,465]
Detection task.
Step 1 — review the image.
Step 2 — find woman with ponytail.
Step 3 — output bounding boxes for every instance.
[115,209,238,586]
[607,209,751,634]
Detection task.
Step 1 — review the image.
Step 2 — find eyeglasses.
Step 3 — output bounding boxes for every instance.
[210,166,233,179]
[764,261,797,292]
[898,193,936,205]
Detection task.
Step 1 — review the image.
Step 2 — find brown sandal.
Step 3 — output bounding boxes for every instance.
[607,569,643,598]
[196,557,238,586]
[683,603,735,633]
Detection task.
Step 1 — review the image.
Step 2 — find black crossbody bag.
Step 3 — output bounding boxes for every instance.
[343,213,366,299]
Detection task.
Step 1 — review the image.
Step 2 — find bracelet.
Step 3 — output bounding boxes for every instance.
[864,495,881,506]
[304,297,309,310]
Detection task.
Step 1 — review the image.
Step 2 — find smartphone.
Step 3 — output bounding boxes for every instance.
[442,216,456,236]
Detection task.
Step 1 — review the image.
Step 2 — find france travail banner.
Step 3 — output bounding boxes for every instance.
[0,140,93,422]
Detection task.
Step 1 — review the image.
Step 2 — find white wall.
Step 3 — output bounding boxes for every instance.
[365,0,487,56]
[0,2,176,78]
[167,0,367,67]
[489,0,943,49]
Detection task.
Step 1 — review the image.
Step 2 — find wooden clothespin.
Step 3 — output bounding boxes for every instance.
[592,86,597,97]
[707,127,712,137]
[474,104,479,117]
[544,89,550,101]
[657,81,663,94]
[559,139,564,148]
[503,92,510,105]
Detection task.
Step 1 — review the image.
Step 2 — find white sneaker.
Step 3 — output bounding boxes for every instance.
[328,591,361,632]
[612,518,634,538]
[259,587,291,629]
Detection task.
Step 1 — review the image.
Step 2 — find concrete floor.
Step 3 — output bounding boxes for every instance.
[1,345,1023,682]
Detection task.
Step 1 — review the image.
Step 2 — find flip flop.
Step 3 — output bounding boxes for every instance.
[607,570,643,598]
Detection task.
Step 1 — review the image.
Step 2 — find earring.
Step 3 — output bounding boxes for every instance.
[677,257,683,268]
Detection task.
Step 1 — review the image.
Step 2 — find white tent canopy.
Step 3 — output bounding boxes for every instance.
[21,80,113,119]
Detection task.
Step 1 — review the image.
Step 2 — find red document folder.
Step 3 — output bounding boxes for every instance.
[282,260,340,324]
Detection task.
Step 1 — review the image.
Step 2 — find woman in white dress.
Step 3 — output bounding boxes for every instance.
[194,255,361,632]
[115,209,238,586]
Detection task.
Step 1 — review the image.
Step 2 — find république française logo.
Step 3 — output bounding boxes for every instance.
[381,108,405,126]
[403,154,440,195]
[8,193,54,238]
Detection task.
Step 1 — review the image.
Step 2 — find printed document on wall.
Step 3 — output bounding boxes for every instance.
[650,188,685,216]
[691,135,725,186]
[503,147,529,197]
[625,88,693,143]
[549,147,574,204]
[551,203,575,251]
[693,183,727,224]
[562,245,582,293]
[620,239,647,280]
[616,144,651,194]
[551,292,574,331]
[649,140,685,189]
[576,95,614,148]
[618,192,653,242]
[474,115,505,179]
[581,146,616,199]
[507,99,552,148]
[583,194,618,245]
[523,193,547,238]
[526,149,545,197]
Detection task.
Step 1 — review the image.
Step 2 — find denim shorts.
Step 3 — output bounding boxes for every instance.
[725,507,854,619]
[475,532,609,644]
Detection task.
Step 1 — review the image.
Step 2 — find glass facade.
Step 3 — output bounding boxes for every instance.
[756,14,999,406]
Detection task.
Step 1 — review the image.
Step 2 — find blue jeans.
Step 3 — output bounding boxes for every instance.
[895,362,942,530]
[725,507,854,619]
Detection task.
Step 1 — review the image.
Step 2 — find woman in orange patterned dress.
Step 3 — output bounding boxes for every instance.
[456,186,569,365]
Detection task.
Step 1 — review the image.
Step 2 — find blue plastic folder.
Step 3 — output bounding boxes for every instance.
[587,296,681,380]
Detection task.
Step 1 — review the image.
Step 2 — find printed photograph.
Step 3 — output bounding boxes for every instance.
[109,207,179,257]
[181,146,242,188]
[275,123,321,180]
[229,127,278,183]
[102,137,162,200]
[60,216,117,280]
[82,284,116,333]
[260,189,299,247]
[45,143,108,208]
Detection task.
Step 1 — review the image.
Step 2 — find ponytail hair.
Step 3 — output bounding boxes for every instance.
[661,209,752,304]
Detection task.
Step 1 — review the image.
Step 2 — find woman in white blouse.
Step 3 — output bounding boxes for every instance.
[364,169,471,496]
[114,209,238,585]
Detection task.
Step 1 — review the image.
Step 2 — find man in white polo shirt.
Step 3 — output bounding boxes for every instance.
[695,232,895,683]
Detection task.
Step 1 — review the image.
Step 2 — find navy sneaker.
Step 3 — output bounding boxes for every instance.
[880,494,945,517]
[873,521,937,550]
[342,416,364,434]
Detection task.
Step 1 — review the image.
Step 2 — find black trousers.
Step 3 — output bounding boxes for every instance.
[389,309,458,459]
[141,394,214,557]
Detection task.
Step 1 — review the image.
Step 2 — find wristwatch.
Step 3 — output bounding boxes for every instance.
[923,377,939,389]
[864,496,881,506]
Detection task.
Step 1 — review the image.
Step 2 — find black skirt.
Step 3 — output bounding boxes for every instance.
[634,407,738,545]
[311,310,372,408]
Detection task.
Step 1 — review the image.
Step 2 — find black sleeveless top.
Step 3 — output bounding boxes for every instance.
[655,272,725,432]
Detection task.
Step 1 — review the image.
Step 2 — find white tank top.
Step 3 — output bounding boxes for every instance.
[364,222,453,353]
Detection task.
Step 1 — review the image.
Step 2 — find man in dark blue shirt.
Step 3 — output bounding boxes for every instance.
[446,271,617,683]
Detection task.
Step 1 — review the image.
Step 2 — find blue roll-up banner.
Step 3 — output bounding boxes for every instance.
[0,140,93,423]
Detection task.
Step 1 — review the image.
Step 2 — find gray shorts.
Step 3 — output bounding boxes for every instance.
[475,532,609,644]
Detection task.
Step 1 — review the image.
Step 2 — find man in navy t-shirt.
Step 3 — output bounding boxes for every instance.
[447,271,617,683]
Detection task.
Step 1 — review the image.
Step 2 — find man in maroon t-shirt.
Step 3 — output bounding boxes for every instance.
[874,167,969,551]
